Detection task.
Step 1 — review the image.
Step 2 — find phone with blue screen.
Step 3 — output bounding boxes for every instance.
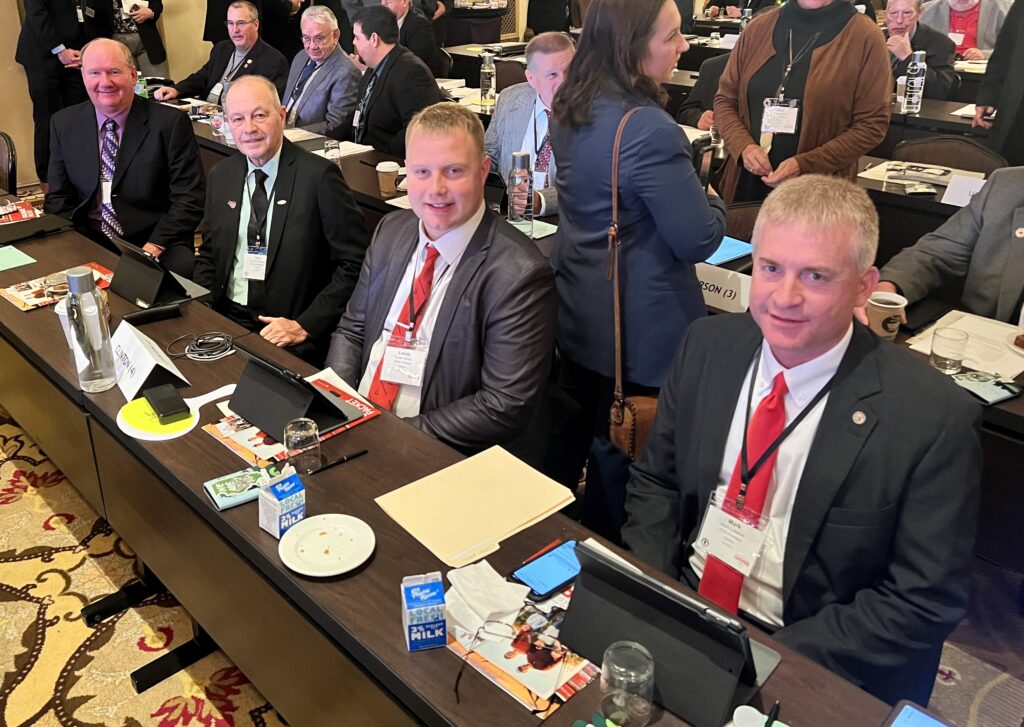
[510,540,581,600]
[882,701,952,727]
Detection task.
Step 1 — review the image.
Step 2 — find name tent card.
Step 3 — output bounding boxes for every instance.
[940,175,987,207]
[696,263,751,313]
[111,321,190,401]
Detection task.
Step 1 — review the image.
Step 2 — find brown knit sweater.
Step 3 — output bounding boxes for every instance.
[712,6,892,201]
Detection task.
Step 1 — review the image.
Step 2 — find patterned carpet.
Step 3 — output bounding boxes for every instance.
[0,406,286,727]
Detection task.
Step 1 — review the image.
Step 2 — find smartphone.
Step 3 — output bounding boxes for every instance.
[143,383,190,425]
[882,701,952,727]
[510,540,581,601]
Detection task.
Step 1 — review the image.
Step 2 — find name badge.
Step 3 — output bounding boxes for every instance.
[761,99,799,135]
[76,6,85,21]
[244,245,267,280]
[948,31,965,46]
[352,108,361,131]
[101,180,113,205]
[84,5,95,16]
[381,333,428,387]
[533,170,548,190]
[692,491,768,578]
[208,82,224,103]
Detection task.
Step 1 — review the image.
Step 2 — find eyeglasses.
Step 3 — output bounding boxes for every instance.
[224,20,255,28]
[301,34,331,45]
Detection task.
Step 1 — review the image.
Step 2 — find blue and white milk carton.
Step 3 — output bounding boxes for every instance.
[402,572,446,651]
[258,472,306,538]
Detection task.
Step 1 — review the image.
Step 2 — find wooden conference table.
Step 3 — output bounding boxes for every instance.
[0,230,895,725]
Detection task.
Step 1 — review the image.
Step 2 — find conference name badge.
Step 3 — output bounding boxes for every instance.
[693,489,768,578]
[243,245,268,281]
[761,98,799,135]
[381,329,428,387]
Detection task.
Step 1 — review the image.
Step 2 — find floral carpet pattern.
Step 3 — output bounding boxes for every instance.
[0,406,286,727]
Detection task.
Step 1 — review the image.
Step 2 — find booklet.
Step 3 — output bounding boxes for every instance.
[203,461,294,510]
[0,262,114,311]
[0,200,42,225]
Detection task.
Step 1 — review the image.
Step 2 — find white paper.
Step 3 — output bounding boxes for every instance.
[111,321,190,401]
[436,78,467,90]
[385,195,413,209]
[282,127,323,142]
[446,85,479,99]
[857,160,984,186]
[907,311,1024,379]
[720,33,739,49]
[446,560,530,627]
[954,60,987,74]
[679,124,710,144]
[950,104,976,118]
[940,175,987,207]
[696,263,750,314]
[531,219,557,239]
[310,141,374,159]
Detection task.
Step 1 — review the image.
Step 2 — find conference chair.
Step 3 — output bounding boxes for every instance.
[495,59,528,92]
[0,131,17,195]
[437,48,454,79]
[892,135,1007,176]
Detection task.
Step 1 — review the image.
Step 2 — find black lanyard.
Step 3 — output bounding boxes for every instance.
[735,347,839,509]
[775,30,820,100]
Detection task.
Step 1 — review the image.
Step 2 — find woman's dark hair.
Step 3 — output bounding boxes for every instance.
[552,0,670,129]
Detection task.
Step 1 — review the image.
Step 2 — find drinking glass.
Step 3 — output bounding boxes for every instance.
[284,417,320,474]
[709,32,721,46]
[600,641,654,727]
[323,139,341,164]
[929,327,969,374]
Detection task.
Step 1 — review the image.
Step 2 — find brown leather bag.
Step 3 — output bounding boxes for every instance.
[607,109,658,461]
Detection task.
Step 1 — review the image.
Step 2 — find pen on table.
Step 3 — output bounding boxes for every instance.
[360,159,378,167]
[309,448,369,475]
[764,700,781,727]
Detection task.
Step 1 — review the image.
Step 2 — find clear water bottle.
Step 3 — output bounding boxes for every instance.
[507,151,533,238]
[479,52,496,109]
[134,76,149,99]
[905,50,927,115]
[740,7,752,31]
[66,267,117,393]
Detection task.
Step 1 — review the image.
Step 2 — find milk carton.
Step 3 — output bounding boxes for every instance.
[402,572,446,651]
[258,472,306,538]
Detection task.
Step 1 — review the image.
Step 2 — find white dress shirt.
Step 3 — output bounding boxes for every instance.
[229,146,282,305]
[689,324,853,627]
[357,202,486,417]
[518,94,552,215]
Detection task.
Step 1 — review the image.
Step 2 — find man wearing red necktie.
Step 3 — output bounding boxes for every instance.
[622,175,982,707]
[326,103,556,464]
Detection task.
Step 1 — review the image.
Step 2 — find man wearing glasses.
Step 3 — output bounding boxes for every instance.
[283,6,361,136]
[154,1,288,104]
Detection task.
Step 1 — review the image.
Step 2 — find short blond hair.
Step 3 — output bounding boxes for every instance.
[753,175,878,272]
[406,102,485,157]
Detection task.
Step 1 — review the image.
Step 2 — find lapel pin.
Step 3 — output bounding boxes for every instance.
[852,411,867,425]
[277,199,287,205]
[1015,227,1024,239]
[227,200,237,209]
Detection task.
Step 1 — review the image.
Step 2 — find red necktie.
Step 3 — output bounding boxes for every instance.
[699,372,788,614]
[535,109,552,184]
[367,245,442,411]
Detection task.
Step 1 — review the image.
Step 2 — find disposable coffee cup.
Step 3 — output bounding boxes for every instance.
[376,161,400,198]
[866,291,908,340]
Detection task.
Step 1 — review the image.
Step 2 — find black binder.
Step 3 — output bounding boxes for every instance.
[109,237,209,308]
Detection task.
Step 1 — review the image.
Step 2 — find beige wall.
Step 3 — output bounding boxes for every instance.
[3,0,212,189]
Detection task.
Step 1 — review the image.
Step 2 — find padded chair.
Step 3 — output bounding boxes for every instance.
[0,131,16,195]
[724,202,761,244]
[892,135,1007,176]
[437,48,453,79]
[495,59,528,92]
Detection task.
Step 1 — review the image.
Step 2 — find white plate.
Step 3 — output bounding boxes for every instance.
[278,513,375,577]
[1005,332,1024,357]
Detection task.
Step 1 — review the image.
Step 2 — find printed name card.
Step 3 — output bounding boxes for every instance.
[111,321,190,401]
[696,263,750,313]
[940,175,987,208]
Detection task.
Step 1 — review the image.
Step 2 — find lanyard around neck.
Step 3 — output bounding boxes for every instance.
[775,30,821,100]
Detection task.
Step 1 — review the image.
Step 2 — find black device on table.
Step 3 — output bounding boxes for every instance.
[0,213,72,245]
[509,539,581,601]
[881,700,953,727]
[143,383,190,425]
[109,236,209,309]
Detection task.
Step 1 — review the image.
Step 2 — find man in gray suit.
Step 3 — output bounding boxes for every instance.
[326,103,556,459]
[623,175,981,706]
[284,6,361,136]
[873,168,1024,323]
[483,32,574,216]
[919,0,1011,59]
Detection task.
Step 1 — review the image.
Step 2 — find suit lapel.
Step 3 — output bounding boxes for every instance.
[996,207,1024,322]
[265,141,297,275]
[217,155,248,284]
[366,218,421,366]
[300,50,337,110]
[366,48,397,117]
[113,98,148,189]
[422,213,496,394]
[781,326,881,607]
[80,105,101,201]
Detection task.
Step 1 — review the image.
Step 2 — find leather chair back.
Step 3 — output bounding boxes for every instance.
[0,132,16,195]
[892,135,1007,176]
[495,59,527,92]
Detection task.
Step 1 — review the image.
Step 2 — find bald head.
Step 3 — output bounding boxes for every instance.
[224,75,286,167]
[80,38,138,117]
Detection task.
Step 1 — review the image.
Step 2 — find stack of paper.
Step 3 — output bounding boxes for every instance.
[283,127,324,142]
[311,142,375,159]
[950,104,977,118]
[907,311,1024,379]
[376,447,575,567]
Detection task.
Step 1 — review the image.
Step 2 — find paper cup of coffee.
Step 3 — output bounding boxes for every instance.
[866,291,908,340]
[376,161,400,198]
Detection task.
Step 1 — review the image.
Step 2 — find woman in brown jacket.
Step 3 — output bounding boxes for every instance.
[713,0,891,202]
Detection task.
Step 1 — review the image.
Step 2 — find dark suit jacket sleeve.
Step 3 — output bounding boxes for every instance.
[892,28,957,100]
[266,48,291,100]
[150,111,207,248]
[324,220,382,385]
[193,164,224,292]
[631,115,726,264]
[294,163,369,338]
[23,0,71,51]
[43,119,79,219]
[407,259,557,450]
[174,46,221,98]
[676,74,714,128]
[773,393,981,700]
[402,17,437,73]
[621,327,695,576]
[975,0,1020,105]
[384,63,441,155]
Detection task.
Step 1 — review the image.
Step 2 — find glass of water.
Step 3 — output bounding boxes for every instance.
[284,417,320,474]
[929,328,969,374]
[323,139,341,164]
[600,641,654,727]
[709,32,721,46]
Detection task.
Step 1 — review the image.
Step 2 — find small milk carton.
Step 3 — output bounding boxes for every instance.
[258,472,306,538]
[401,572,446,651]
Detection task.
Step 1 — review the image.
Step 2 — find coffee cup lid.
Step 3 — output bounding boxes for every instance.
[376,161,400,172]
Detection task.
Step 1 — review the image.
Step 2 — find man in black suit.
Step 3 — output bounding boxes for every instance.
[344,6,441,155]
[45,39,205,277]
[676,53,729,129]
[111,0,168,77]
[153,1,288,104]
[16,0,112,184]
[327,103,556,461]
[195,75,369,364]
[973,0,1024,164]
[382,0,439,76]
[885,0,958,100]
[622,175,981,706]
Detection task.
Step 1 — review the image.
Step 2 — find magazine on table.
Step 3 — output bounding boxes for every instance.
[0,262,113,311]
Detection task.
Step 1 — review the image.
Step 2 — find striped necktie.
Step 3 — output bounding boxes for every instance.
[100,119,124,240]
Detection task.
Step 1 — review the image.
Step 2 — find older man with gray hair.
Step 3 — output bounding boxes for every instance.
[623,174,981,707]
[283,5,361,136]
[885,0,958,99]
[483,32,574,216]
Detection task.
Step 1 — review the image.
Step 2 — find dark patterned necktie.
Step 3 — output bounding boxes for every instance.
[289,58,318,107]
[535,109,553,186]
[100,119,124,239]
